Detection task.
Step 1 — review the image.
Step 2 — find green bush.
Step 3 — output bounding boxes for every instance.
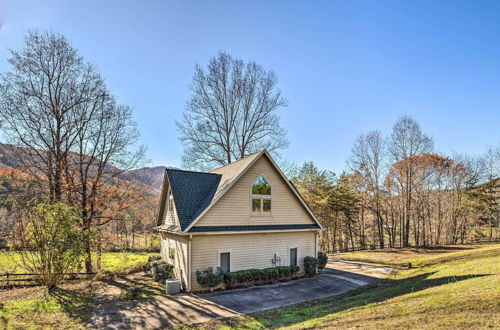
[303,256,318,276]
[224,265,300,289]
[15,201,90,290]
[141,255,162,272]
[196,267,224,288]
[151,261,174,282]
[317,252,328,269]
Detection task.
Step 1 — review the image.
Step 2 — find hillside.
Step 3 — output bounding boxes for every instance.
[0,143,165,195]
[200,244,500,329]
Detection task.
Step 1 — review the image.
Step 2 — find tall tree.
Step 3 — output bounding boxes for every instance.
[349,130,386,248]
[388,116,433,246]
[0,30,144,271]
[178,51,288,170]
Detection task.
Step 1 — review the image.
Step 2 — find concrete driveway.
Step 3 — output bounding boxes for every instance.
[87,260,392,329]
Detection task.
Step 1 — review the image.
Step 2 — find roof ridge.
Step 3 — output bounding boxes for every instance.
[209,150,264,173]
[167,168,220,176]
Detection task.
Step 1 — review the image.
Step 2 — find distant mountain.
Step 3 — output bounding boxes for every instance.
[128,166,166,190]
[0,144,21,170]
[0,143,167,195]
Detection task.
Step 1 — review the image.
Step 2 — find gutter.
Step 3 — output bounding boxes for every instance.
[157,227,321,236]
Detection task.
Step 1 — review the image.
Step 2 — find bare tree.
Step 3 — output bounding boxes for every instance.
[388,116,433,246]
[0,30,144,271]
[349,130,386,248]
[178,51,288,170]
[0,31,106,202]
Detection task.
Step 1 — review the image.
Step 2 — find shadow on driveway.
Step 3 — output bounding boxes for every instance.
[87,261,390,329]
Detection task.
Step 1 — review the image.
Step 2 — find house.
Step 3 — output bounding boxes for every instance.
[156,150,323,291]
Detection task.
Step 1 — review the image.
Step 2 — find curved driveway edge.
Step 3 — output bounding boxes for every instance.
[87,260,392,329]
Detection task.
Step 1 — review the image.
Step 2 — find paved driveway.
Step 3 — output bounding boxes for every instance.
[87,260,392,329]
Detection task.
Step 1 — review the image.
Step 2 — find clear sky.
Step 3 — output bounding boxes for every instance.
[1,0,499,173]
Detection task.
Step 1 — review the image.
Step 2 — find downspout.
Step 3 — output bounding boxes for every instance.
[315,232,318,257]
[187,234,192,292]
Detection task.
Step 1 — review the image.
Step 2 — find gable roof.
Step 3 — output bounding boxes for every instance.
[161,169,221,231]
[157,150,323,233]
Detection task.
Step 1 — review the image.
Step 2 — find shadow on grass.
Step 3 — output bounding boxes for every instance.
[353,245,476,255]
[222,272,492,329]
[49,287,95,324]
[104,275,164,301]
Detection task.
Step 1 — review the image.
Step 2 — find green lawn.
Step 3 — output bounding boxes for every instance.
[0,281,97,329]
[0,251,160,329]
[0,251,157,275]
[194,244,500,329]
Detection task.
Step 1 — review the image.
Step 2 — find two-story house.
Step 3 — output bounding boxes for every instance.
[156,150,322,291]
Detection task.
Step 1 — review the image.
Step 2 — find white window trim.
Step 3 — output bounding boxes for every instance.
[249,174,273,217]
[289,246,299,267]
[217,250,232,272]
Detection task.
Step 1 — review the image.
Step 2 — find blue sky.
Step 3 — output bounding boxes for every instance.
[1,0,499,173]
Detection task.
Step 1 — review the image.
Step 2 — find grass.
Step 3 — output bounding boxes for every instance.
[193,243,500,329]
[0,251,160,329]
[0,250,158,275]
[333,243,498,267]
[0,281,97,329]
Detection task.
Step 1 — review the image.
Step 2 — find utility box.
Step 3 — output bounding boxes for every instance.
[166,279,181,294]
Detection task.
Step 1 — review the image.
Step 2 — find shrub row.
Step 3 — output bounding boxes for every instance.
[196,267,224,288]
[223,265,300,289]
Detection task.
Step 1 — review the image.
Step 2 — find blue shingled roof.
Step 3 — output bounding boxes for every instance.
[166,168,221,231]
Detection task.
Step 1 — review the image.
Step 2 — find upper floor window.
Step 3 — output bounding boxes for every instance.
[167,190,174,213]
[251,176,271,215]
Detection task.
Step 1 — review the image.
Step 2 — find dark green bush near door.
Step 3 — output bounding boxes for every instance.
[224,265,300,289]
[196,267,224,288]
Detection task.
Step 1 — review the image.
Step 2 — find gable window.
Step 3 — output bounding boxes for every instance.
[168,190,174,213]
[251,176,272,215]
[219,252,230,273]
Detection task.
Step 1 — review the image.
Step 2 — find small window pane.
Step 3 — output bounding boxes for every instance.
[220,252,230,273]
[290,248,297,266]
[252,199,261,214]
[262,199,271,214]
[252,176,271,195]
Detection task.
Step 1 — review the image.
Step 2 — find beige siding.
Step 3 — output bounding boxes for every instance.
[160,232,188,289]
[190,231,316,291]
[163,191,181,229]
[195,156,315,227]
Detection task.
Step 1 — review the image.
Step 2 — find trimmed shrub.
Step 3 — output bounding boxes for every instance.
[141,255,162,272]
[196,267,224,288]
[317,252,328,269]
[224,265,300,289]
[303,256,318,276]
[147,260,174,283]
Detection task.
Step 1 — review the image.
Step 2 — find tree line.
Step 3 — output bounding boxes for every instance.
[291,119,500,252]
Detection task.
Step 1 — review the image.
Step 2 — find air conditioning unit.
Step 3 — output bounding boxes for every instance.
[166,279,181,294]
